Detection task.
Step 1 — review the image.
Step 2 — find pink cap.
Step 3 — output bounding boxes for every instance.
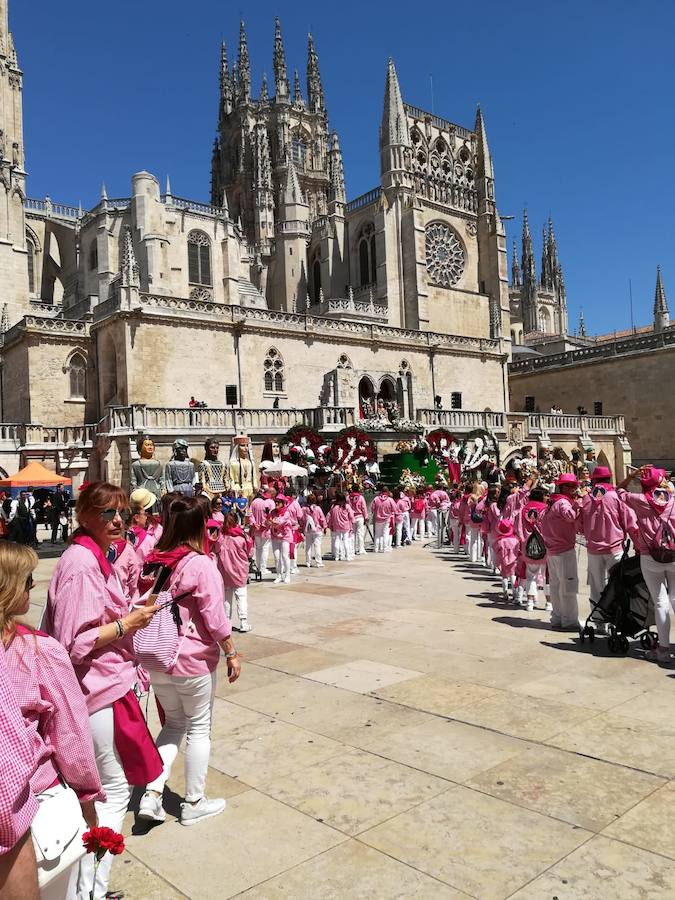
[555,473,579,487]
[641,467,666,491]
[590,465,612,481]
[496,519,513,536]
[206,518,221,531]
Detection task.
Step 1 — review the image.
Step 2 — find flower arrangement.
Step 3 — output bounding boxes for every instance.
[82,827,125,898]
[399,468,427,490]
[359,418,423,434]
[280,425,323,462]
[331,426,377,468]
[395,439,417,453]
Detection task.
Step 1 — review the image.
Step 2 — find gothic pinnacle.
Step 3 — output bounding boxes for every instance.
[293,69,304,105]
[654,265,670,332]
[306,32,324,113]
[260,73,269,103]
[273,17,289,100]
[237,20,251,103]
[381,58,409,147]
[474,104,493,180]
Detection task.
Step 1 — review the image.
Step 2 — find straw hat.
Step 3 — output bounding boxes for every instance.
[129,488,156,510]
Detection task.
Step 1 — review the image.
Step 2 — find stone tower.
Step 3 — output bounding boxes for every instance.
[211,19,334,245]
[654,265,670,333]
[0,0,29,325]
[516,212,567,336]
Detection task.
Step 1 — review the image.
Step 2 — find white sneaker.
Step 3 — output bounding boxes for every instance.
[316,562,325,567]
[526,600,534,612]
[273,577,282,584]
[180,796,226,826]
[283,576,291,584]
[138,791,166,823]
[238,621,252,633]
[545,602,553,612]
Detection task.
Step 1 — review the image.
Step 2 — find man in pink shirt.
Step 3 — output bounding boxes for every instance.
[578,466,634,620]
[371,485,397,553]
[0,644,39,899]
[539,473,581,629]
[284,488,303,574]
[249,489,274,575]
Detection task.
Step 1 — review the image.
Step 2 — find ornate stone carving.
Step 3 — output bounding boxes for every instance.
[425,223,465,288]
[189,287,213,302]
[465,221,477,236]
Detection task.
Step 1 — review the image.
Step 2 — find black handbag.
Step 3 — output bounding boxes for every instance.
[649,498,675,564]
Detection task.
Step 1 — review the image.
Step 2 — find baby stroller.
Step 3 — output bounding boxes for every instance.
[579,540,657,653]
[248,557,262,583]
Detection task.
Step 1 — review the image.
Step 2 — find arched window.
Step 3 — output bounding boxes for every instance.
[357,223,376,288]
[88,241,98,271]
[291,135,307,170]
[187,231,212,286]
[336,353,353,370]
[67,352,87,399]
[26,237,36,294]
[264,347,284,393]
[312,252,321,302]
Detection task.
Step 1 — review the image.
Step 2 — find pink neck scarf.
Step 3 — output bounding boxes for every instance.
[71,532,113,579]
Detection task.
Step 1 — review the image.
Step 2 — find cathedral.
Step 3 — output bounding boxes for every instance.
[0,2,632,483]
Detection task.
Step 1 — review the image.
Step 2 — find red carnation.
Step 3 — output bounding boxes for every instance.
[82,826,125,860]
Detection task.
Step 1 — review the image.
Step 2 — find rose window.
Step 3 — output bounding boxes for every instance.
[425,223,465,287]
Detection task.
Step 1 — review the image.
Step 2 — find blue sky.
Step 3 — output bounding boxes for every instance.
[11,0,673,334]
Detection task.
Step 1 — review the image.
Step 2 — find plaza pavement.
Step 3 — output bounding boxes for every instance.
[29,539,675,899]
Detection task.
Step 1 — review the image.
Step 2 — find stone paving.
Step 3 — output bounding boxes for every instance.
[29,540,675,899]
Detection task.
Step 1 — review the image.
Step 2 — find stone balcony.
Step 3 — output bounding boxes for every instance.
[313,287,388,323]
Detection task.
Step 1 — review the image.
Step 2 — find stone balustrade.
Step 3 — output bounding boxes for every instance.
[415,409,626,441]
[345,187,382,213]
[416,409,506,431]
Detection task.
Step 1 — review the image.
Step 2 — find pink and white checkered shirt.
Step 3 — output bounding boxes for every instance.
[46,543,137,714]
[4,629,104,804]
[0,643,39,855]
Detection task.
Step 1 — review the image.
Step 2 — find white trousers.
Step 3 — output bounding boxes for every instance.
[525,561,547,597]
[486,534,495,569]
[352,516,366,554]
[146,671,216,802]
[272,539,291,580]
[411,517,425,540]
[224,584,248,626]
[254,534,271,572]
[73,705,131,900]
[395,520,403,547]
[587,551,623,604]
[466,526,483,563]
[333,530,349,561]
[640,554,675,648]
[425,509,438,536]
[402,512,411,543]
[305,531,323,565]
[548,548,579,627]
[449,517,460,552]
[374,520,388,553]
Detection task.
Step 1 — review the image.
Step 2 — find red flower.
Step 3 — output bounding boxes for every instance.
[82,827,125,859]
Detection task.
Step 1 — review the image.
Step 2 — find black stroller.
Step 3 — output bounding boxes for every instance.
[248,557,262,583]
[579,541,658,653]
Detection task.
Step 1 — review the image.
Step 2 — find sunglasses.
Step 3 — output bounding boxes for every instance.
[25,574,34,591]
[100,508,124,523]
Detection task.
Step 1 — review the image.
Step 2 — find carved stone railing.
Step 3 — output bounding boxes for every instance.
[100,406,356,437]
[0,424,21,445]
[23,424,96,447]
[92,295,121,321]
[416,410,506,431]
[527,413,625,436]
[345,187,382,213]
[403,104,473,140]
[162,195,225,217]
[25,197,81,220]
[2,315,90,347]
[29,300,60,317]
[61,296,94,321]
[510,327,675,373]
[315,294,388,322]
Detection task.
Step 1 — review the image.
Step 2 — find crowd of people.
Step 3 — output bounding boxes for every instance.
[2,456,675,899]
[441,463,675,660]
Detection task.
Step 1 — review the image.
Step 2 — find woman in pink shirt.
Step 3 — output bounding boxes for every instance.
[300,493,327,567]
[514,488,549,611]
[2,542,103,897]
[539,474,581,629]
[129,488,161,564]
[326,494,355,562]
[138,496,241,826]
[217,511,253,633]
[112,536,142,604]
[348,486,369,555]
[46,482,162,899]
[410,489,427,542]
[393,488,410,548]
[371,486,397,553]
[269,496,293,583]
[618,466,675,663]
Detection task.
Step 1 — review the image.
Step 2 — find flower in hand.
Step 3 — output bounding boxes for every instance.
[82,826,125,860]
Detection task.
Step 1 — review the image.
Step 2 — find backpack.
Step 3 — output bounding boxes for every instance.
[470,508,484,524]
[132,556,194,673]
[649,498,675,564]
[525,527,546,560]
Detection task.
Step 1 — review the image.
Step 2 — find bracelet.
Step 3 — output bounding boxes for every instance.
[225,649,238,659]
[115,619,125,638]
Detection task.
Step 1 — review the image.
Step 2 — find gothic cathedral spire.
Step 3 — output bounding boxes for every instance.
[273,17,289,101]
[306,33,324,113]
[219,40,233,117]
[380,58,410,184]
[511,241,521,288]
[654,265,670,332]
[328,131,345,204]
[237,20,251,104]
[521,211,539,333]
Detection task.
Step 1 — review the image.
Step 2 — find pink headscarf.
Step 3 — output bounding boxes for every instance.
[640,467,670,513]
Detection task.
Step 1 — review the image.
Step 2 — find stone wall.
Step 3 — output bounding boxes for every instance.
[509,344,675,467]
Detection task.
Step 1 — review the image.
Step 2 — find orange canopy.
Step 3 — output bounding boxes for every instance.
[0,460,71,487]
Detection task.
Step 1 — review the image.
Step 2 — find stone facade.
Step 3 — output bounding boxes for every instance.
[0,5,632,484]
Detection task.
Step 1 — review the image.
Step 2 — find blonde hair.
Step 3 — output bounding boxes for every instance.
[0,542,38,646]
